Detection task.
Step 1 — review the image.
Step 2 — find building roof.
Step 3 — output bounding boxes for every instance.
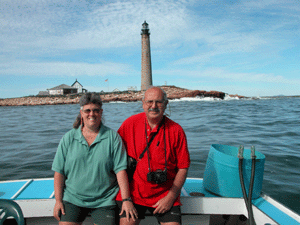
[71,79,83,87]
[48,84,77,90]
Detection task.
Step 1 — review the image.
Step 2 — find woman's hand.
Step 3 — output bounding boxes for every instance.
[53,200,65,221]
[119,201,138,222]
[53,172,66,221]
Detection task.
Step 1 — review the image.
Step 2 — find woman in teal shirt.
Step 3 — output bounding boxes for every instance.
[52,93,137,225]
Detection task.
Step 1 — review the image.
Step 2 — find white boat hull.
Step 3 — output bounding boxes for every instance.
[1,178,300,225]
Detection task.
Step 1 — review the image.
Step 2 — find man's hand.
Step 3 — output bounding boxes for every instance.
[152,168,188,215]
[152,195,176,214]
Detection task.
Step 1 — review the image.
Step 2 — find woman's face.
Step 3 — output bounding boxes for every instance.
[80,103,103,130]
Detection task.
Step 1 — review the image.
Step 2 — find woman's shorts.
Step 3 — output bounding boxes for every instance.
[60,201,117,225]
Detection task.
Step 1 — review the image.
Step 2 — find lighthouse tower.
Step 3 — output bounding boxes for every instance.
[141,21,153,91]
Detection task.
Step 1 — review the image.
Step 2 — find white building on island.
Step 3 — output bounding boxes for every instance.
[47,84,78,95]
[38,79,88,96]
[71,79,88,93]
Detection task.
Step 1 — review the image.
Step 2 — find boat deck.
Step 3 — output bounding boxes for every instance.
[0,179,54,200]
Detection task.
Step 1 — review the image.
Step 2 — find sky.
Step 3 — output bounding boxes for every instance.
[1,0,300,98]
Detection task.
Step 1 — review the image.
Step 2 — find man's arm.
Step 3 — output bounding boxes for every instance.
[153,168,188,214]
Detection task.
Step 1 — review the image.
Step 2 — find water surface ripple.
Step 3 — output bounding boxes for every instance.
[0,97,299,214]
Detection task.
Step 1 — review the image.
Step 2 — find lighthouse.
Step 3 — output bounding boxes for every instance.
[141,21,153,91]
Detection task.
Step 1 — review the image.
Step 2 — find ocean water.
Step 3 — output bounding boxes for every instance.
[0,97,299,214]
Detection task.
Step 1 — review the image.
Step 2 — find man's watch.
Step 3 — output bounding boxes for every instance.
[122,197,132,202]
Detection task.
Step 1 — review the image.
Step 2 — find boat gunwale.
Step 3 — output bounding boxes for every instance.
[1,177,299,224]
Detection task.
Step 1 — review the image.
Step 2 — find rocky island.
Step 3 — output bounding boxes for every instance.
[0,86,245,107]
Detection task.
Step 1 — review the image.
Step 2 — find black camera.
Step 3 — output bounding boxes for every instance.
[147,169,167,184]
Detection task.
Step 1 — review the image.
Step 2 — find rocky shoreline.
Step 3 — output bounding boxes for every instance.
[0,86,244,107]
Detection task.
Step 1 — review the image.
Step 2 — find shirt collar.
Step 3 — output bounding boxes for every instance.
[143,113,165,133]
[74,123,109,145]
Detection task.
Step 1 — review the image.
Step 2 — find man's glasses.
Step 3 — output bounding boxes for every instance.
[144,100,165,106]
[82,108,101,114]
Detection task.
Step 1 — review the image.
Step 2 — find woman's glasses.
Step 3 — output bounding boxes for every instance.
[82,108,101,114]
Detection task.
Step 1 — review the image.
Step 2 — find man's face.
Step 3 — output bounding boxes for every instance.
[142,88,168,122]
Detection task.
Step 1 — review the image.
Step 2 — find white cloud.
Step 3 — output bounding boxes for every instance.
[0,0,194,51]
[155,67,300,85]
[0,0,300,98]
[0,61,136,77]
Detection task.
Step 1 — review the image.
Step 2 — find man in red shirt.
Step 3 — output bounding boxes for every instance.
[116,86,190,225]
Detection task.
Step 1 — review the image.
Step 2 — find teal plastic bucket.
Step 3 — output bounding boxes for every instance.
[203,144,265,199]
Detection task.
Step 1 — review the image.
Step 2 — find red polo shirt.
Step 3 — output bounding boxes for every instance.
[116,113,190,207]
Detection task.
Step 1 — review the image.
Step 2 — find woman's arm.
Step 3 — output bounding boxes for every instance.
[116,170,138,222]
[53,172,66,221]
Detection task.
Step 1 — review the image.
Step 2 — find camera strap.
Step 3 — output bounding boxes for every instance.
[140,117,167,173]
[139,117,165,160]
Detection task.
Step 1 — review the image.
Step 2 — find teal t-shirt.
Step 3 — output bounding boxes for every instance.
[52,124,127,208]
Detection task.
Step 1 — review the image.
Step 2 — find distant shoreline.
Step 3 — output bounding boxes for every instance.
[1,85,298,107]
[0,86,227,106]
